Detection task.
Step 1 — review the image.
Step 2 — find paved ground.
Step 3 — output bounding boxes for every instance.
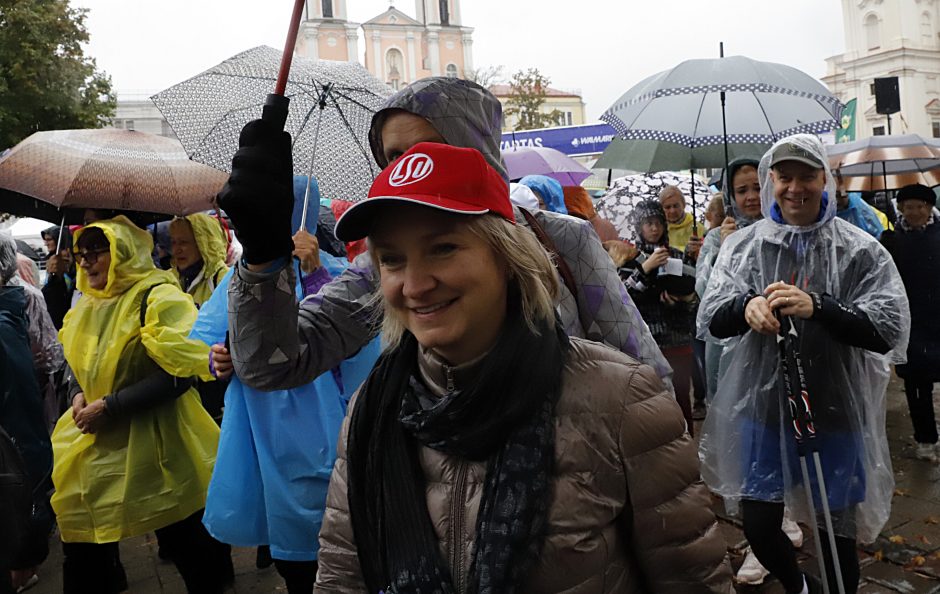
[24,373,940,593]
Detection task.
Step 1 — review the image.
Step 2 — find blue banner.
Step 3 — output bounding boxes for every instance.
[501,123,617,157]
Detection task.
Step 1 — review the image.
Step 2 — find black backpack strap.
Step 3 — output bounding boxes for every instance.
[139,283,166,327]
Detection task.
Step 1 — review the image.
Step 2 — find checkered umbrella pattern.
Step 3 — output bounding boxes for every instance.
[596,172,710,243]
[152,46,393,204]
[601,56,843,152]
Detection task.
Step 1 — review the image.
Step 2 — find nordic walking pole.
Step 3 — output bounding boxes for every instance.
[786,318,847,594]
[262,0,307,131]
[776,316,836,594]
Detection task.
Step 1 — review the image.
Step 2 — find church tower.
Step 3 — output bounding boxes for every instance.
[823,0,940,139]
[361,0,474,90]
[296,0,360,62]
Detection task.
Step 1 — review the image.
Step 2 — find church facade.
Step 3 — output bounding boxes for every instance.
[823,0,940,139]
[296,1,474,90]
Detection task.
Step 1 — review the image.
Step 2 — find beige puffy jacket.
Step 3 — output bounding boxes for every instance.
[315,337,732,593]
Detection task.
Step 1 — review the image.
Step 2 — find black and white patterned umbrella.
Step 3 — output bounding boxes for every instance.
[601,55,842,154]
[596,172,710,243]
[152,45,393,204]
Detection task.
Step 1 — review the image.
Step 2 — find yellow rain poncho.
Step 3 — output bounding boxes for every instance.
[667,211,696,253]
[172,213,229,307]
[51,216,219,544]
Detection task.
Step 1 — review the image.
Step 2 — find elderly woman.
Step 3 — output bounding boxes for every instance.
[169,213,229,308]
[304,142,731,591]
[51,216,232,593]
[698,135,910,593]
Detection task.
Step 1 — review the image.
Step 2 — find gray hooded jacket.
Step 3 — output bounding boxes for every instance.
[228,77,672,390]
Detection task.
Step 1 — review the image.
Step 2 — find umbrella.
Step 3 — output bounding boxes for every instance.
[0,129,228,225]
[502,146,592,186]
[595,172,710,242]
[151,45,393,206]
[827,133,940,192]
[600,54,842,229]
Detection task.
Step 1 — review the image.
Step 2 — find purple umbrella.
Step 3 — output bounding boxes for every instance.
[502,147,592,186]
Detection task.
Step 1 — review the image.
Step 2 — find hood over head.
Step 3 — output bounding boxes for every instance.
[722,157,762,228]
[74,215,158,299]
[368,77,507,182]
[758,134,836,233]
[519,175,567,214]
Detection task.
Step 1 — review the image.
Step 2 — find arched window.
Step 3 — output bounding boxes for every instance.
[386,48,404,90]
[865,13,881,50]
[445,64,458,78]
[321,0,332,18]
[922,12,934,47]
[439,0,450,25]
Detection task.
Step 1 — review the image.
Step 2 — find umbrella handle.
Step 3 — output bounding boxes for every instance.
[262,0,307,131]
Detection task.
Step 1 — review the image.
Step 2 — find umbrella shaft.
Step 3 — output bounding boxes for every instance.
[275,0,307,96]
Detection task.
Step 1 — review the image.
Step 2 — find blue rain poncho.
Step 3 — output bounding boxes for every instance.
[836,192,885,239]
[519,175,568,214]
[193,254,380,561]
[696,135,911,543]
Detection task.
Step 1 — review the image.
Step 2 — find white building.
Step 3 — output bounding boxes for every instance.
[109,91,177,139]
[823,0,940,139]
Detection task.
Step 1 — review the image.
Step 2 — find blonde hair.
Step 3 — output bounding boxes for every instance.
[371,214,560,348]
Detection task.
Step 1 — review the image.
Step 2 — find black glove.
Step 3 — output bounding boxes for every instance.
[217,118,294,264]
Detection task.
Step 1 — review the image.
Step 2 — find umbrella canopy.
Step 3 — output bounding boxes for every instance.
[0,129,228,224]
[152,45,393,204]
[827,134,940,191]
[595,136,768,173]
[601,56,842,150]
[502,146,592,185]
[596,172,710,242]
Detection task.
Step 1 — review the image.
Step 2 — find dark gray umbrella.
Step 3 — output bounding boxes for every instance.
[152,45,393,205]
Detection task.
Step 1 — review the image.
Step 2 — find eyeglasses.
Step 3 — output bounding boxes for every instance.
[72,248,109,265]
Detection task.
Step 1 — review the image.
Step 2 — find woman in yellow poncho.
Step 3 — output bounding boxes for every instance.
[169,213,229,308]
[51,216,233,594]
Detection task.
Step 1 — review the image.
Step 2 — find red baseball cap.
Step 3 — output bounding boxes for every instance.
[334,142,515,242]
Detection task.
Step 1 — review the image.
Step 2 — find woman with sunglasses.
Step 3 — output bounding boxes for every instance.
[50,216,233,593]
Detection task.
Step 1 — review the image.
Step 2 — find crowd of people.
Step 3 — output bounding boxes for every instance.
[0,74,936,594]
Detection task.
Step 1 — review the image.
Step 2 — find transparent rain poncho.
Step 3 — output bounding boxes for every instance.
[696,135,911,543]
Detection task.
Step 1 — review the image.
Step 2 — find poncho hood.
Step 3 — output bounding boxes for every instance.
[368,77,508,182]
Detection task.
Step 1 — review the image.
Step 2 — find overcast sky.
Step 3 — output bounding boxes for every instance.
[73,0,847,120]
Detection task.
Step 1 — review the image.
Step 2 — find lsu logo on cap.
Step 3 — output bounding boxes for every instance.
[388,153,434,187]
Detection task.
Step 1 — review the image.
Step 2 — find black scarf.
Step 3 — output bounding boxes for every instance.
[346,304,569,594]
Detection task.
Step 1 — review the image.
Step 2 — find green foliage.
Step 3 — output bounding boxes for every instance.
[504,68,563,131]
[0,0,115,148]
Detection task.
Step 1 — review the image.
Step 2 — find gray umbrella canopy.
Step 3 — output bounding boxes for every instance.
[152,46,393,203]
[601,56,842,151]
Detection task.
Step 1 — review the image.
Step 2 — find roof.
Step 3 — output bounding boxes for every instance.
[362,7,423,27]
[488,84,583,98]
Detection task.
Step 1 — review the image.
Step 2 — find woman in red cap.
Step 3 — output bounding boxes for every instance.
[311,141,731,593]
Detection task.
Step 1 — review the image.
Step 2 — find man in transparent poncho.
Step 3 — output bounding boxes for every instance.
[697,135,911,594]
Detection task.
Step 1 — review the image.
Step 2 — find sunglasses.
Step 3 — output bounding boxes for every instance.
[72,248,109,265]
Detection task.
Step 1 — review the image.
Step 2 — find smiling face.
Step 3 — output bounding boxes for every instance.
[75,228,111,291]
[379,111,446,167]
[899,199,933,228]
[770,161,827,226]
[170,219,202,271]
[370,205,509,365]
[732,165,762,219]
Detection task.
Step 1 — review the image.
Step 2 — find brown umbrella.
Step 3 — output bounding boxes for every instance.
[0,129,228,224]
[827,134,940,192]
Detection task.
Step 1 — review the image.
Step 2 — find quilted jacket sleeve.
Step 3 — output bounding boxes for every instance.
[314,392,367,592]
[228,252,380,391]
[617,364,733,593]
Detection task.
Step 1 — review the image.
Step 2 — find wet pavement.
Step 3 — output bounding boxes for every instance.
[23,373,940,593]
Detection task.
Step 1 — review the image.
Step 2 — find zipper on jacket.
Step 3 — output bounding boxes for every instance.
[450,461,470,594]
[444,364,455,393]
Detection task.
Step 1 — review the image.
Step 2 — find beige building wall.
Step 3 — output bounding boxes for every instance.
[490,84,587,132]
